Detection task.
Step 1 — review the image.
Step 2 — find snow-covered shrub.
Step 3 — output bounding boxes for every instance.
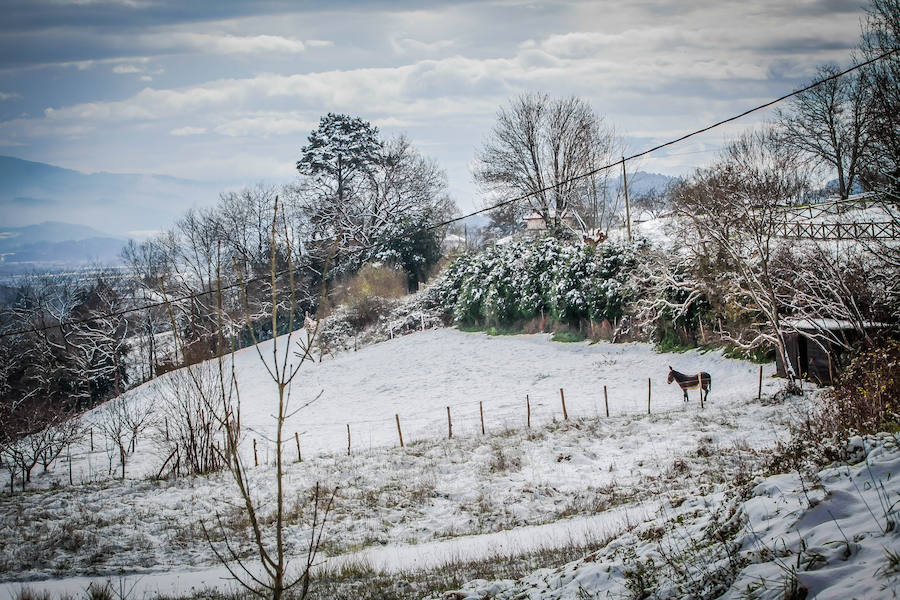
[315,281,450,356]
[436,238,642,328]
[824,339,900,435]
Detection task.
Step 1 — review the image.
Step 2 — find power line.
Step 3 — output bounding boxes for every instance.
[428,46,899,231]
[2,47,897,340]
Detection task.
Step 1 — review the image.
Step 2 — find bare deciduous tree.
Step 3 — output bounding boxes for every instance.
[95,394,154,479]
[673,130,811,377]
[188,197,335,600]
[776,64,873,199]
[859,0,900,190]
[474,93,621,234]
[155,365,225,477]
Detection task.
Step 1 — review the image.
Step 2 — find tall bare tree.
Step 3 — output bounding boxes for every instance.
[859,0,900,191]
[474,93,620,234]
[193,197,334,600]
[673,130,810,377]
[776,64,873,199]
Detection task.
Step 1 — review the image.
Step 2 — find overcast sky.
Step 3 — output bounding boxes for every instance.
[0,0,868,224]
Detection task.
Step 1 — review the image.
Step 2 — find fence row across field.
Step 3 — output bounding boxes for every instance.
[231,365,766,466]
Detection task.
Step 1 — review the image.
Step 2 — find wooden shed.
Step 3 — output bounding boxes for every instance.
[776,319,885,385]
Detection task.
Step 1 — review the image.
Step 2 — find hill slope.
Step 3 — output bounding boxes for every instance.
[0,155,227,235]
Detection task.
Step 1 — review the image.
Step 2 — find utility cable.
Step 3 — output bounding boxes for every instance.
[1,47,896,340]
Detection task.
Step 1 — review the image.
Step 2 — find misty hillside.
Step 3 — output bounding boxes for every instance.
[0,155,229,235]
[0,221,125,276]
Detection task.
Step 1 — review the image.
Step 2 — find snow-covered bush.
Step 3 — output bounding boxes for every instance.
[436,238,642,329]
[824,339,900,435]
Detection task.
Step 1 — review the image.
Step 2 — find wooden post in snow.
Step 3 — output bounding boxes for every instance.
[395,414,404,448]
[295,432,302,462]
[560,388,568,420]
[253,439,258,467]
[526,395,531,428]
[346,424,351,456]
[647,378,651,415]
[447,406,452,439]
[604,385,609,417]
[758,365,763,400]
[480,401,485,435]
[90,428,93,452]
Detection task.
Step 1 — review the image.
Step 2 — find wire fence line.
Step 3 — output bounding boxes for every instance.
[240,379,716,464]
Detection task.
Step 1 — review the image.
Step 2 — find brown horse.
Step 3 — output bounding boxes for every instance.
[667,366,711,403]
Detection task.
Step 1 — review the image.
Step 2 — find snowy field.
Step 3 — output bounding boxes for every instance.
[0,327,836,597]
[32,328,781,487]
[432,434,900,600]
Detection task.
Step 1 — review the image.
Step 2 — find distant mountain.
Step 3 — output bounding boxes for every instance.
[0,155,230,236]
[0,221,126,277]
[1,236,124,263]
[0,221,115,249]
[622,171,679,195]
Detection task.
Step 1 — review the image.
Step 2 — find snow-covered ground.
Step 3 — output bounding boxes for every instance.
[434,434,900,600]
[30,328,781,488]
[0,327,806,596]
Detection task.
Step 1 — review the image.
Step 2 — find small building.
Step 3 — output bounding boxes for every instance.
[523,210,547,231]
[777,319,888,385]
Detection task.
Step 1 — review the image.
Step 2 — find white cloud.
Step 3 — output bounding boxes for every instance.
[169,126,206,136]
[391,37,455,56]
[144,32,314,55]
[0,91,21,101]
[2,0,865,213]
[213,114,316,137]
[112,64,143,74]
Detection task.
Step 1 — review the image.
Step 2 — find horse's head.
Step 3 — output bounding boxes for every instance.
[666,366,674,384]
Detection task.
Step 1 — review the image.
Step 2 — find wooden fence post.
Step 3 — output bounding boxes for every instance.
[165,417,169,441]
[395,414,404,448]
[90,428,93,452]
[604,385,609,417]
[758,365,763,400]
[560,388,568,420]
[480,401,485,435]
[526,395,531,428]
[253,439,258,467]
[447,406,453,439]
[346,424,351,456]
[647,378,651,415]
[295,431,302,462]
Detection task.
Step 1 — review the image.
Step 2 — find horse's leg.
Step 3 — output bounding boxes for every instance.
[683,389,688,402]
